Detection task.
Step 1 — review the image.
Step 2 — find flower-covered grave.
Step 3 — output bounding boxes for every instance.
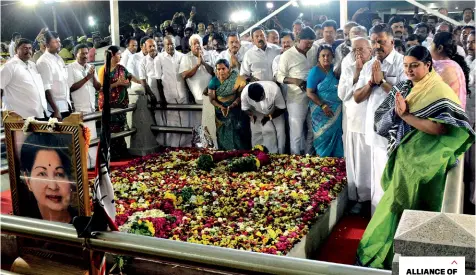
[113,147,346,255]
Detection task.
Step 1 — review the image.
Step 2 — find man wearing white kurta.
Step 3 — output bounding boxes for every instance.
[179,34,216,146]
[126,36,149,79]
[9,33,21,58]
[67,44,101,168]
[241,81,286,153]
[119,37,138,68]
[353,25,406,215]
[218,33,248,73]
[240,26,281,82]
[155,36,192,147]
[1,38,47,119]
[338,37,373,207]
[276,27,317,155]
[272,31,295,81]
[37,31,72,120]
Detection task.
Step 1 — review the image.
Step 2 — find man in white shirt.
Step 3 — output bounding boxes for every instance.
[277,27,317,155]
[313,20,337,49]
[272,31,295,80]
[218,32,247,73]
[179,34,216,144]
[334,22,360,67]
[9,32,21,58]
[37,31,71,120]
[67,44,101,168]
[462,8,475,26]
[155,36,192,147]
[119,37,138,67]
[292,20,303,39]
[241,82,286,153]
[337,37,373,211]
[208,33,227,69]
[414,23,433,48]
[138,38,159,105]
[126,36,149,79]
[353,25,406,215]
[267,29,280,46]
[240,26,281,82]
[1,38,47,119]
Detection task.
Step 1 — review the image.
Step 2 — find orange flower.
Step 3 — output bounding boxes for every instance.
[82,123,92,152]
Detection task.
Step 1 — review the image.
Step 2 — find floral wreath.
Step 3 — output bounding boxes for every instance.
[196,145,270,172]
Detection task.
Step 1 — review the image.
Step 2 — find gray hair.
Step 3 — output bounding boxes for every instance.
[350,26,368,39]
[164,35,176,46]
[351,37,371,48]
[189,34,203,48]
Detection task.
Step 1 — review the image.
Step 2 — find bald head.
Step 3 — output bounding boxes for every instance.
[145,38,157,57]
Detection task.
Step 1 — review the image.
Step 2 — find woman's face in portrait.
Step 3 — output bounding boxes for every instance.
[25,150,72,219]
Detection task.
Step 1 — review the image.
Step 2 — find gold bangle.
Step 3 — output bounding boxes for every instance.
[321,104,328,110]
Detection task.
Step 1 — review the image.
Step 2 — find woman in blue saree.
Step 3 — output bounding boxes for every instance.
[306,44,343,157]
[208,59,251,150]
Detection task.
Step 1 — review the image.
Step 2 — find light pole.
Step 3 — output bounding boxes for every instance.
[52,5,57,32]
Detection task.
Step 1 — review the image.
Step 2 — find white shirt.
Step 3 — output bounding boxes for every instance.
[9,40,15,58]
[126,51,147,79]
[462,19,475,26]
[240,44,281,82]
[36,51,71,113]
[120,48,133,67]
[241,81,286,115]
[334,42,351,66]
[0,56,47,118]
[218,48,246,73]
[276,46,317,104]
[178,51,213,102]
[337,52,368,133]
[67,61,98,114]
[354,50,406,148]
[272,54,281,79]
[155,51,188,102]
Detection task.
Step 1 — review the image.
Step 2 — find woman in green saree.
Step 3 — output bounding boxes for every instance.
[356,46,475,269]
[208,59,251,150]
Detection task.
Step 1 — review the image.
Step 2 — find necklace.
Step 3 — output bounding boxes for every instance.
[318,64,330,74]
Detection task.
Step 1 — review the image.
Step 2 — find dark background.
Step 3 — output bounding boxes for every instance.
[1,1,473,41]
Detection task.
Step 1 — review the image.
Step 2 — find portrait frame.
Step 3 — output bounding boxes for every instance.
[3,111,91,265]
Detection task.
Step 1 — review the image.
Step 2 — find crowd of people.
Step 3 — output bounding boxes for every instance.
[1,5,475,271]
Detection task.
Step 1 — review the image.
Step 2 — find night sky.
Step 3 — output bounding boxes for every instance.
[1,1,395,42]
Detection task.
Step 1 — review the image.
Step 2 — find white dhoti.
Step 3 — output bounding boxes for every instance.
[250,114,286,154]
[160,98,192,147]
[370,145,388,215]
[84,120,98,169]
[199,96,217,148]
[345,132,372,202]
[287,99,313,155]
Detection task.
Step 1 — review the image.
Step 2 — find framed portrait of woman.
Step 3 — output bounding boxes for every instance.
[3,112,91,266]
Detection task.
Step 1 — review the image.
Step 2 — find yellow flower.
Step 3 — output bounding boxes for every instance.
[255,157,261,168]
[164,191,177,205]
[267,228,277,239]
[144,220,156,235]
[253,145,265,151]
[138,220,142,225]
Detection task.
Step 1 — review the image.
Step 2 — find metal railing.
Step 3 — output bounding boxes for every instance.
[150,126,193,134]
[0,214,391,275]
[441,156,465,214]
[83,104,137,122]
[151,103,203,111]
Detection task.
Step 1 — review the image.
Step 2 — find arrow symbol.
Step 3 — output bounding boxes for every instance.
[451,260,458,265]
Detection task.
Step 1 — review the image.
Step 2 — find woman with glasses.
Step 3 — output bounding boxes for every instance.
[356,46,475,269]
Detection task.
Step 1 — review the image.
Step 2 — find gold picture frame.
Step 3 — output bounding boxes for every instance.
[3,111,91,266]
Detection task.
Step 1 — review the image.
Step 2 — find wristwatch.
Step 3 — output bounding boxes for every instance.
[378,79,387,86]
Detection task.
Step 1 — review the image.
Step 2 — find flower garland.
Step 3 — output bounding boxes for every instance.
[197,145,270,172]
[22,117,36,133]
[80,123,92,152]
[112,148,346,256]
